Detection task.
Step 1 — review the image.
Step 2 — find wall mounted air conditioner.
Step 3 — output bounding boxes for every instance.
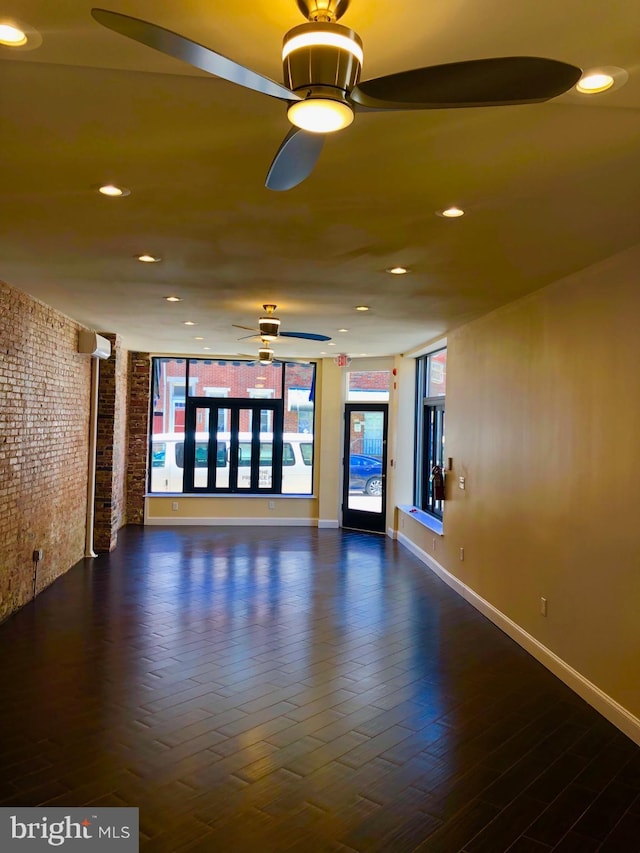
[78,331,111,360]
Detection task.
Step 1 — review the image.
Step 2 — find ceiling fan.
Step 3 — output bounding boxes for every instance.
[233,304,331,343]
[238,341,313,366]
[91,1,582,191]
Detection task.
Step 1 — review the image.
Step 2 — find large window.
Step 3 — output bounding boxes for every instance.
[414,349,446,518]
[150,358,316,495]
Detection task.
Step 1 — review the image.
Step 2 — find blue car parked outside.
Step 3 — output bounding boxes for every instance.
[349,454,383,496]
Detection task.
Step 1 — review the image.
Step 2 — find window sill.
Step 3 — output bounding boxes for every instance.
[398,505,443,535]
[145,493,316,499]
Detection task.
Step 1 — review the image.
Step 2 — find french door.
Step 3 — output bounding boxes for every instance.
[342,403,388,534]
[183,398,283,493]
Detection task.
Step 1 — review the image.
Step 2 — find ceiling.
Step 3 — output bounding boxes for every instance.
[1,0,639,360]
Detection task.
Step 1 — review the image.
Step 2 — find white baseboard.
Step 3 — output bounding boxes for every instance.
[145,516,316,527]
[318,519,340,529]
[387,526,397,540]
[397,532,640,747]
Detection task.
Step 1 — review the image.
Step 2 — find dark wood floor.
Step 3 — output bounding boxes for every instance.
[1,527,639,852]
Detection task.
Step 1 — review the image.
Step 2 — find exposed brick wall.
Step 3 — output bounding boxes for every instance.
[94,333,128,552]
[127,353,150,524]
[0,281,91,621]
[114,336,128,532]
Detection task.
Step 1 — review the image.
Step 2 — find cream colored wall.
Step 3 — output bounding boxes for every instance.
[147,496,317,521]
[317,359,342,525]
[391,354,418,509]
[399,244,640,719]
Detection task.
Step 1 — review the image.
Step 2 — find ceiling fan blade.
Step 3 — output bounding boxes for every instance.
[280,331,332,341]
[232,324,259,332]
[350,57,582,109]
[91,8,300,102]
[265,128,325,191]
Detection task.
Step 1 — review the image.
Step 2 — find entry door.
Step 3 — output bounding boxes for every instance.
[342,403,388,534]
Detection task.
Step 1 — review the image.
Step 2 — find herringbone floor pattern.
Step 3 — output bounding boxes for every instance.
[1,527,639,851]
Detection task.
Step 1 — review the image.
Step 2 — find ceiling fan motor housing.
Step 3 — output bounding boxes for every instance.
[282,22,362,106]
[259,318,281,339]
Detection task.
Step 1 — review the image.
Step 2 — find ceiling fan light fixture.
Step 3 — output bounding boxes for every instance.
[287,98,353,133]
[259,346,274,365]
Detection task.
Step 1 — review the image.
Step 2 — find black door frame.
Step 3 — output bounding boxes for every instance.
[342,403,388,534]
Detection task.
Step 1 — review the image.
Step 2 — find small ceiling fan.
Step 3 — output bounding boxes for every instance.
[91,1,582,191]
[233,304,331,342]
[238,341,313,366]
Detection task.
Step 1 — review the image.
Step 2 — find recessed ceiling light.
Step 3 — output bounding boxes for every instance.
[98,184,130,198]
[328,342,336,346]
[203,347,211,351]
[355,305,369,311]
[575,67,628,94]
[577,73,614,94]
[439,206,465,218]
[359,353,368,356]
[0,19,42,49]
[137,254,161,263]
[0,23,27,46]
[320,351,327,355]
[183,321,196,326]
[386,266,409,275]
[338,328,349,332]
[165,296,181,302]
[194,336,204,340]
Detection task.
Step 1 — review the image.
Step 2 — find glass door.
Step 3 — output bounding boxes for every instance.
[183,399,282,493]
[342,403,388,534]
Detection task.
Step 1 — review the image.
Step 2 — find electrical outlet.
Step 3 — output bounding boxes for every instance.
[268,500,275,510]
[459,547,464,561]
[540,597,548,617]
[32,549,43,562]
[458,476,466,490]
[172,501,178,511]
